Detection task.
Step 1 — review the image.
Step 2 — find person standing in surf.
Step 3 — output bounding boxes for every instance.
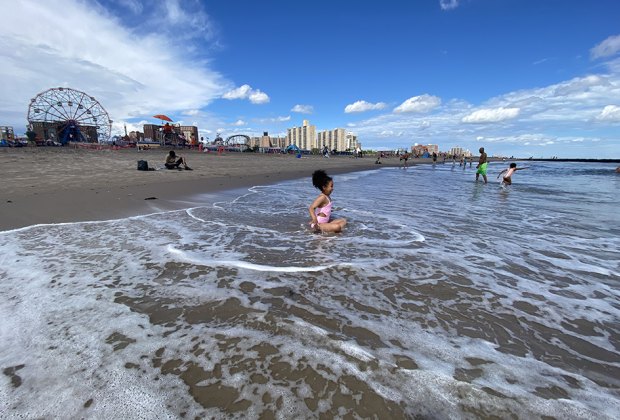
[400,152,411,169]
[475,147,488,184]
[497,162,528,185]
[309,169,347,233]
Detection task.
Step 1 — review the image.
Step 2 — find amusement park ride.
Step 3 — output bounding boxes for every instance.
[27,87,112,144]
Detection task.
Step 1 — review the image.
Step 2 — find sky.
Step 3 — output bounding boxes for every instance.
[2,0,620,158]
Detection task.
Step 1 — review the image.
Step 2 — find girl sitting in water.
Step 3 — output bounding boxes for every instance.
[308,169,347,233]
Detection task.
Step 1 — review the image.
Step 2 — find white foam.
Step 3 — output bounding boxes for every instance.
[1,162,619,418]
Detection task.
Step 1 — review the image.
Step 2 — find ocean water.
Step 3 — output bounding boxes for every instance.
[1,161,619,419]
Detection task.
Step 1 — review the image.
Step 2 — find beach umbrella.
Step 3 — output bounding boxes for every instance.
[153,114,173,122]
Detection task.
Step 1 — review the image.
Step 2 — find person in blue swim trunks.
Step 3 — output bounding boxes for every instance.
[475,147,488,184]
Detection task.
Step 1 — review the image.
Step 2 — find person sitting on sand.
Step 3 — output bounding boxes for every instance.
[497,162,528,185]
[308,169,346,233]
[165,150,192,170]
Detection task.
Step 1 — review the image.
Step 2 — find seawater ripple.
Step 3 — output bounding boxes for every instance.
[0,162,619,418]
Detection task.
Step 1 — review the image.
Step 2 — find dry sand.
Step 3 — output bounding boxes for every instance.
[0,147,404,231]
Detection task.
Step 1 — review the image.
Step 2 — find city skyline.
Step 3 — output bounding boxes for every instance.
[1,1,620,158]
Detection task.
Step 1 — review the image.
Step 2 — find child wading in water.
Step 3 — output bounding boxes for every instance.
[497,162,528,185]
[309,169,347,233]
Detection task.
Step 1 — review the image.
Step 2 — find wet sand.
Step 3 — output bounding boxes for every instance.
[0,147,403,231]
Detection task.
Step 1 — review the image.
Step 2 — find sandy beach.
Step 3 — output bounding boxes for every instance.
[2,152,618,418]
[0,147,405,231]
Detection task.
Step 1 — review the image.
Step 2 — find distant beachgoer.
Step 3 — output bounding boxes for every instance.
[375,151,382,164]
[165,150,192,170]
[309,169,346,233]
[163,123,173,142]
[476,147,488,184]
[400,152,411,168]
[616,166,620,173]
[322,146,330,158]
[432,152,437,164]
[497,162,528,185]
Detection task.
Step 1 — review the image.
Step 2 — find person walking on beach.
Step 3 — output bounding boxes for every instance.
[309,169,346,233]
[475,147,488,184]
[497,162,528,186]
[165,150,192,170]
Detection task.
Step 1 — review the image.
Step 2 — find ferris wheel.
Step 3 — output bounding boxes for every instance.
[27,87,112,143]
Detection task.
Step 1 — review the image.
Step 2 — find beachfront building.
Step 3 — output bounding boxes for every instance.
[448,146,471,157]
[449,146,471,157]
[249,132,287,149]
[317,128,346,152]
[30,121,98,143]
[179,125,199,146]
[287,120,317,151]
[143,124,161,142]
[345,132,361,151]
[412,144,428,156]
[426,144,439,154]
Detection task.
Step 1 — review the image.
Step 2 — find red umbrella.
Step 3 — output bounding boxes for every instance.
[153,114,173,122]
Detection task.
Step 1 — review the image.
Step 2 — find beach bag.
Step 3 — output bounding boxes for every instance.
[137,160,149,171]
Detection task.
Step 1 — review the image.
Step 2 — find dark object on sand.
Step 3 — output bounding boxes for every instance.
[137,160,149,171]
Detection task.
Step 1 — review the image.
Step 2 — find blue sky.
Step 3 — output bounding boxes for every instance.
[2,0,620,158]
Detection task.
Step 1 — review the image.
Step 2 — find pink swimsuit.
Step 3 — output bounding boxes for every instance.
[315,197,333,224]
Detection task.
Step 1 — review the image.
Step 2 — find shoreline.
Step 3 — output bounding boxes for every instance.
[0,148,400,232]
[0,147,551,232]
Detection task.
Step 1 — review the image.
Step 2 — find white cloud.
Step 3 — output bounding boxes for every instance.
[344,100,386,113]
[394,95,441,113]
[184,109,200,116]
[291,104,314,114]
[0,0,229,138]
[591,34,620,60]
[596,105,620,121]
[249,90,270,104]
[439,0,459,11]
[255,115,291,124]
[222,84,270,104]
[462,107,520,123]
[232,119,246,126]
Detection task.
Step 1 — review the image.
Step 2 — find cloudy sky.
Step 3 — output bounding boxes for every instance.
[2,0,620,157]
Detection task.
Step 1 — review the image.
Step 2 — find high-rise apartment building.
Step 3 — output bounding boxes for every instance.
[449,146,470,156]
[345,132,359,151]
[249,132,287,149]
[287,120,317,151]
[317,128,347,152]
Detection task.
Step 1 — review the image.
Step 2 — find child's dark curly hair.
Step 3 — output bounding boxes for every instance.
[312,169,332,191]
